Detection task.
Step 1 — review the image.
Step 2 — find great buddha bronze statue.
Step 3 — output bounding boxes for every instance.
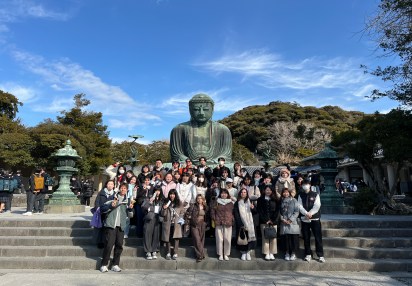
[170,94,232,163]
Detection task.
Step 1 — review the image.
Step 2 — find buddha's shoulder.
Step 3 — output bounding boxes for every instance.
[171,121,192,130]
[213,121,231,132]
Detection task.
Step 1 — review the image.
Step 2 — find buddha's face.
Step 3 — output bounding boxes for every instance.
[190,102,213,124]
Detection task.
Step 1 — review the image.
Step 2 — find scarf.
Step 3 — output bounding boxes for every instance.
[217,198,232,206]
[104,188,114,198]
[238,199,256,241]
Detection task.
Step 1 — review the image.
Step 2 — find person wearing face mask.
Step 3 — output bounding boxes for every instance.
[194,173,208,197]
[70,175,82,196]
[275,169,296,200]
[212,157,231,179]
[105,162,127,188]
[297,179,325,263]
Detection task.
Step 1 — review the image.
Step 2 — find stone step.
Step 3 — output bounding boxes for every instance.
[323,228,412,237]
[1,244,411,260]
[0,219,91,228]
[0,236,94,246]
[324,247,412,259]
[2,216,412,229]
[0,256,411,272]
[321,219,412,229]
[0,227,92,237]
[322,237,412,248]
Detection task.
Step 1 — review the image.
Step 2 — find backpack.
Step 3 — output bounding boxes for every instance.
[34,176,45,191]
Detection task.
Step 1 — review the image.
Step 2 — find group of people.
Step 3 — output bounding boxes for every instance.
[95,157,325,273]
[70,176,95,206]
[22,168,53,216]
[0,169,23,213]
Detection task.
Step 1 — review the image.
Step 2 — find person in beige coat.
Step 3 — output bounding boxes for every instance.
[275,168,296,199]
[161,189,185,260]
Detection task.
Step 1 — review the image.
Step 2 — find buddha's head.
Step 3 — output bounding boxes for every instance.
[189,94,214,124]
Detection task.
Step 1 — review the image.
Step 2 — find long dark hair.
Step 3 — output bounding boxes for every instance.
[195,173,208,188]
[153,186,165,203]
[262,184,277,200]
[167,189,181,207]
[237,187,249,202]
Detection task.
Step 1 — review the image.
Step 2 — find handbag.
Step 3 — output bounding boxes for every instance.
[90,207,102,228]
[237,227,248,245]
[127,208,135,219]
[158,216,164,223]
[264,225,277,239]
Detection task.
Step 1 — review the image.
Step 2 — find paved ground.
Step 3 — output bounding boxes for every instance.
[0,269,411,286]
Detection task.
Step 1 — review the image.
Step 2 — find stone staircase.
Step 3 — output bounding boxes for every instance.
[0,215,411,271]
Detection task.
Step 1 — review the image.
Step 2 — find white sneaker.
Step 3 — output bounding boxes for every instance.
[319,256,326,263]
[290,254,296,261]
[152,252,157,259]
[172,254,178,260]
[218,255,223,261]
[146,252,152,260]
[100,265,108,273]
[241,253,246,261]
[224,255,229,261]
[304,255,311,262]
[166,253,171,260]
[246,252,251,261]
[285,254,290,261]
[35,212,43,215]
[269,254,275,260]
[124,234,128,239]
[265,254,271,261]
[111,265,121,272]
[22,212,32,216]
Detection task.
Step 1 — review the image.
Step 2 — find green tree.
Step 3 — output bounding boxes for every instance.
[57,94,112,174]
[232,141,259,165]
[0,90,22,120]
[110,141,146,165]
[332,109,412,214]
[0,117,34,168]
[29,120,88,172]
[362,0,412,106]
[142,141,171,165]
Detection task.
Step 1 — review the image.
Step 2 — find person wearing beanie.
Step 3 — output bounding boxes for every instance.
[275,168,296,199]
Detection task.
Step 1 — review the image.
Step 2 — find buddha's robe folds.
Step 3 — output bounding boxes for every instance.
[170,120,232,164]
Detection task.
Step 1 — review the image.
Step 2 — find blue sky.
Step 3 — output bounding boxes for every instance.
[0,0,399,144]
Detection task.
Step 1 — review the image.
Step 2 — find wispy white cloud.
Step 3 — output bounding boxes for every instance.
[12,49,135,109]
[31,97,73,113]
[195,50,370,91]
[0,82,37,103]
[10,49,162,129]
[0,0,69,23]
[160,88,255,116]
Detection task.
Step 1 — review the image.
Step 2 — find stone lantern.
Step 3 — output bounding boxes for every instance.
[302,143,349,214]
[45,139,85,213]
